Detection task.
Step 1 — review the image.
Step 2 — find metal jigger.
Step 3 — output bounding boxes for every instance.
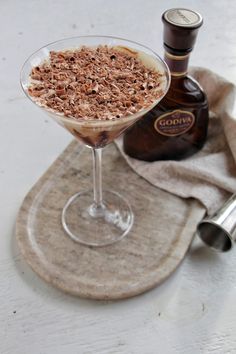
[197,194,236,252]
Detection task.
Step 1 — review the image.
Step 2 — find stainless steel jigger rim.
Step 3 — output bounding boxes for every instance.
[197,219,233,252]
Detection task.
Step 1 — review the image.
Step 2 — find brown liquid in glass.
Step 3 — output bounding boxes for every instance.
[123,69,209,161]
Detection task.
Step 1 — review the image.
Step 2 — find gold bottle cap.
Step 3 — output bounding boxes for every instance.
[163,8,203,28]
[162,8,203,52]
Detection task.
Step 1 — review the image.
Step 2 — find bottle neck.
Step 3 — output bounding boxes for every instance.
[164,51,190,77]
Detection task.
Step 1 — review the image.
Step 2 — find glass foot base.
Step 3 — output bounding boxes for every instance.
[62,190,134,247]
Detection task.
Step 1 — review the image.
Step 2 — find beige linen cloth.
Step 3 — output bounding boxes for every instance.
[116,67,236,215]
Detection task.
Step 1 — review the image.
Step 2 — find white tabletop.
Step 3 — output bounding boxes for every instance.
[1,1,236,353]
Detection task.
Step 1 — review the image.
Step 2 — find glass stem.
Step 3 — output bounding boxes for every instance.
[92,148,103,209]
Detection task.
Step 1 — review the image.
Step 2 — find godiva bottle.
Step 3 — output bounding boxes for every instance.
[123,8,209,161]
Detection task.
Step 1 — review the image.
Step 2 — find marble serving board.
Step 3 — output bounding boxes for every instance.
[15,140,205,300]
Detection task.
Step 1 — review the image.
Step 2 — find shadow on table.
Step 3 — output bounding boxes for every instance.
[157,234,234,352]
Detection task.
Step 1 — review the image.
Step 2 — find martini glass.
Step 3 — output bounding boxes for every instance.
[21,36,170,247]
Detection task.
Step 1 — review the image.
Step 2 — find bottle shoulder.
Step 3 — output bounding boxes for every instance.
[162,74,208,106]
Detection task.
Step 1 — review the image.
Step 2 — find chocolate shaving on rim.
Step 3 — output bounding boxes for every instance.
[28,45,164,120]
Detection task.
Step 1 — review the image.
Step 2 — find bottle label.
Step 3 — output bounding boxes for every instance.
[154,110,195,136]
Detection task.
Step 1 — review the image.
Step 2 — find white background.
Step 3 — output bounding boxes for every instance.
[1,1,236,353]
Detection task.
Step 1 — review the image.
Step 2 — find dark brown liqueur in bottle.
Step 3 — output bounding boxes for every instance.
[123,8,209,161]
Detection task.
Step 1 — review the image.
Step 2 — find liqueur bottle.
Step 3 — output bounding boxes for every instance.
[123,8,209,161]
